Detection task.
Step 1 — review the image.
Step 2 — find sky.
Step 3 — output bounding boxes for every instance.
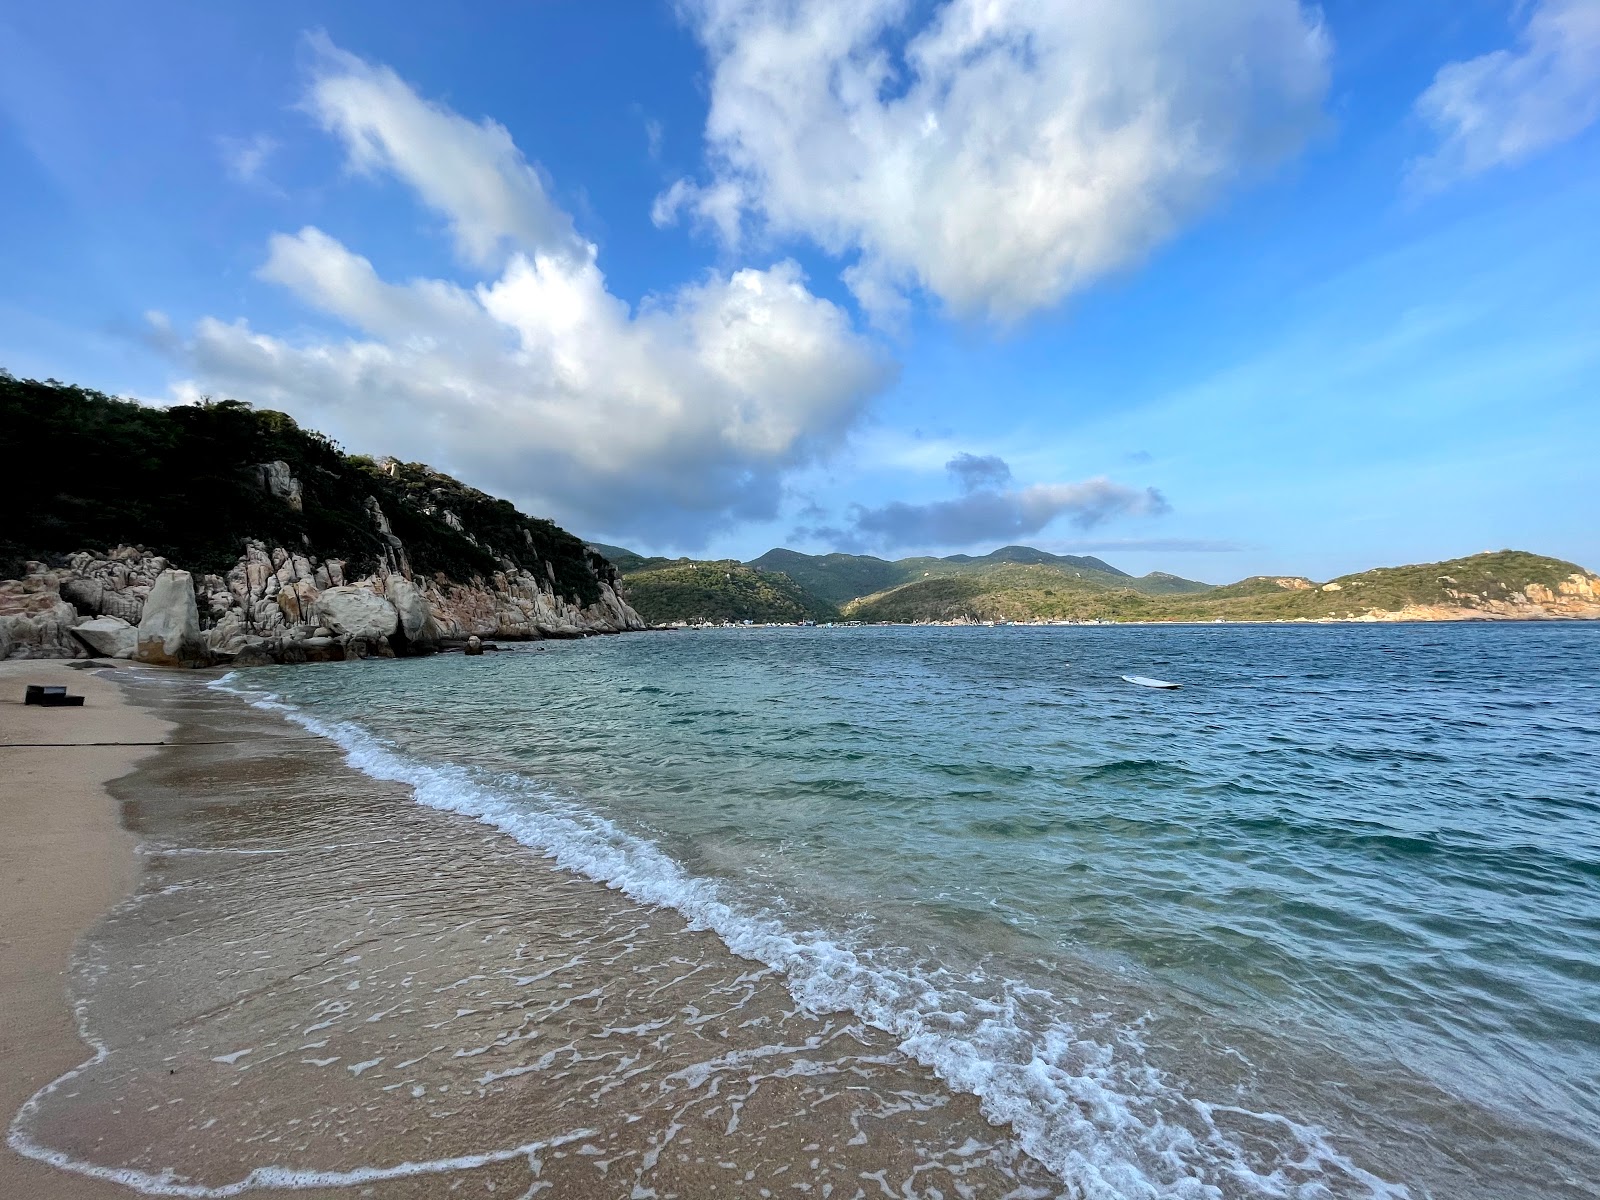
[2,0,1597,581]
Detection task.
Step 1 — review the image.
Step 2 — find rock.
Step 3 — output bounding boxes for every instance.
[72,616,138,658]
[464,634,484,656]
[316,587,399,640]
[0,599,86,660]
[205,610,251,655]
[135,569,210,667]
[300,636,346,664]
[60,576,105,615]
[232,644,276,667]
[385,577,439,650]
[276,579,322,626]
[254,461,304,511]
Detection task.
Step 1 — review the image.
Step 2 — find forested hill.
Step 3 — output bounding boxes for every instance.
[744,545,1201,607]
[1,374,610,605]
[841,551,1600,623]
[602,537,1600,626]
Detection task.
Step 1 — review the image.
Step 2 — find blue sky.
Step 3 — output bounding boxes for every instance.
[2,0,1596,581]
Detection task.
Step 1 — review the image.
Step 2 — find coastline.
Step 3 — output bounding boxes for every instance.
[3,662,1059,1197]
[0,660,169,1199]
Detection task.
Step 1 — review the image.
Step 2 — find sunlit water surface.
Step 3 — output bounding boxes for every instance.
[235,622,1600,1197]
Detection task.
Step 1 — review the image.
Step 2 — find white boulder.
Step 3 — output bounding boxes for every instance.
[73,615,138,658]
[317,586,399,640]
[135,569,209,666]
[385,577,438,646]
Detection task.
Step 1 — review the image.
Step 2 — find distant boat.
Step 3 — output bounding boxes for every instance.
[1122,674,1181,690]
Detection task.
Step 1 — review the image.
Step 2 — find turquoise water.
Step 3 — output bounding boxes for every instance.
[236,623,1600,1197]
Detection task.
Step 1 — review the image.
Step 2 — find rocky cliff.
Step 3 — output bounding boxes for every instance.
[0,376,646,664]
[0,533,643,666]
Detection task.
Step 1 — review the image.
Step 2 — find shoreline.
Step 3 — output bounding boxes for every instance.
[4,661,1059,1197]
[0,660,170,1199]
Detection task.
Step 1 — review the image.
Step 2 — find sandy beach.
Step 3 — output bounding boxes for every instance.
[0,663,1059,1198]
[0,661,169,1198]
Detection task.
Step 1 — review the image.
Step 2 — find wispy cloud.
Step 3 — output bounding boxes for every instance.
[1045,538,1244,554]
[945,452,1012,493]
[805,453,1170,552]
[219,133,280,187]
[1411,0,1600,190]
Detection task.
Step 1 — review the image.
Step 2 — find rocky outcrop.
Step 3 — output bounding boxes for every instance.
[317,586,400,640]
[135,569,210,667]
[1350,575,1600,622]
[0,529,647,666]
[72,616,138,658]
[253,461,303,512]
[0,566,86,660]
[385,577,439,647]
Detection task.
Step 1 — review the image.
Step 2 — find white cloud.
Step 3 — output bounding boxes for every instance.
[303,32,582,267]
[219,133,279,186]
[1412,0,1600,189]
[663,0,1330,322]
[178,42,892,547]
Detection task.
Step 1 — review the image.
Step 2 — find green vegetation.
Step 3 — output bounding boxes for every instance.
[620,560,839,625]
[1,375,604,603]
[841,551,1596,623]
[604,538,1593,626]
[744,544,1205,607]
[744,548,905,606]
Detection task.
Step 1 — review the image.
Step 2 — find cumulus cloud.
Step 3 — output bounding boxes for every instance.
[1411,0,1600,189]
[661,0,1330,321]
[176,41,892,546]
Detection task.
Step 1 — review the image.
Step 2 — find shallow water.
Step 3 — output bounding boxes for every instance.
[15,623,1600,1198]
[236,623,1600,1197]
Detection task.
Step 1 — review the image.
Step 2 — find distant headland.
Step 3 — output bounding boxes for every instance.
[602,543,1600,627]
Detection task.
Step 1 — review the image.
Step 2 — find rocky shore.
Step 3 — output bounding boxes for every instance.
[0,533,646,667]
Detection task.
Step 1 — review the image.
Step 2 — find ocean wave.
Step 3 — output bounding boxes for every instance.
[128,671,1406,1200]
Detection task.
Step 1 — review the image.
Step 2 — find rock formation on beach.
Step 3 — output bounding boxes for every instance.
[0,376,646,664]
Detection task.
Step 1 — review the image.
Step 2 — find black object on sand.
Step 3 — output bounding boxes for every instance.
[24,685,87,707]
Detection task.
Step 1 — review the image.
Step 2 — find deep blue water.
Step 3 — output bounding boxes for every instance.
[235,622,1600,1197]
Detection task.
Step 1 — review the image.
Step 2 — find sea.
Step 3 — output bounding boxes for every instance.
[21,622,1598,1198]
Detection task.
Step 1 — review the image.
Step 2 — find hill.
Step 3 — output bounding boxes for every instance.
[743,549,905,607]
[619,560,837,625]
[744,544,1206,607]
[0,374,644,663]
[842,550,1600,624]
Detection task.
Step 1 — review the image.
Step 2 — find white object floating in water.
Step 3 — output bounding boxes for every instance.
[1122,674,1182,690]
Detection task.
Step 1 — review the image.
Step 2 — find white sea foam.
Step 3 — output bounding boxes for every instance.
[7,672,1407,1198]
[205,672,1410,1200]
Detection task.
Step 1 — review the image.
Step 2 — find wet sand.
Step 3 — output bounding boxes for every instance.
[0,660,170,1198]
[4,668,1060,1198]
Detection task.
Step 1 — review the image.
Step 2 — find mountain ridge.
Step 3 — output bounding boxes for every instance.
[600,542,1600,626]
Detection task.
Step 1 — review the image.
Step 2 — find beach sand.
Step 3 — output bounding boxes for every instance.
[1,664,1058,1198]
[0,660,169,1198]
